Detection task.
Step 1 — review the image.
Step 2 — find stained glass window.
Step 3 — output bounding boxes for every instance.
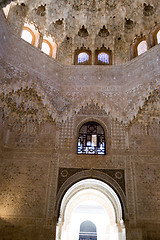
[21,29,33,44]
[157,30,160,44]
[41,41,51,55]
[78,52,89,64]
[77,121,106,155]
[137,40,147,55]
[98,52,109,64]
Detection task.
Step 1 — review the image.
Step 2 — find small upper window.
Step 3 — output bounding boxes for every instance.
[98,52,109,64]
[157,30,160,44]
[137,40,147,55]
[78,52,89,64]
[42,36,57,58]
[77,121,106,155]
[95,46,112,65]
[21,23,40,47]
[21,29,33,44]
[41,41,51,55]
[74,46,92,65]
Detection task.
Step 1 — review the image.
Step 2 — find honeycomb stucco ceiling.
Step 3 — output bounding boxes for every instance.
[1,0,160,64]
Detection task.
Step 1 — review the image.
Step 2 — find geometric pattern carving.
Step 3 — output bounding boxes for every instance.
[111,120,126,150]
[77,101,108,116]
[0,159,48,217]
[133,88,160,125]
[58,117,74,150]
[135,162,160,220]
[57,167,125,194]
[129,122,160,152]
[0,87,53,124]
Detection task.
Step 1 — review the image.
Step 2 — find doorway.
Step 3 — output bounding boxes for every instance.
[56,179,126,240]
[79,220,97,240]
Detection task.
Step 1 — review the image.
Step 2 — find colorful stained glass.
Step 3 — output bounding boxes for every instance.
[98,52,109,64]
[137,40,147,56]
[78,52,89,63]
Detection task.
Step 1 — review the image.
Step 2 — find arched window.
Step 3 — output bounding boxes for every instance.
[78,52,89,64]
[41,36,57,58]
[77,121,106,155]
[137,40,147,55]
[21,23,40,47]
[157,30,160,44]
[21,28,34,44]
[74,46,92,65]
[95,46,112,65]
[79,221,97,240]
[98,52,109,64]
[41,40,51,56]
[130,36,148,59]
[149,27,160,47]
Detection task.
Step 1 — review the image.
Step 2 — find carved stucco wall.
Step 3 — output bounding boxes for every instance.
[0,9,160,240]
[2,0,160,65]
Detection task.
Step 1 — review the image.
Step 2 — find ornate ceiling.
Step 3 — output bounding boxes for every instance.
[5,1,160,35]
[1,0,160,64]
[0,3,160,124]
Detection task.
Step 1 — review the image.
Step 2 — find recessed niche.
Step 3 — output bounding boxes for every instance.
[56,19,63,25]
[78,26,89,37]
[143,3,154,16]
[36,4,46,16]
[125,18,135,30]
[98,26,109,37]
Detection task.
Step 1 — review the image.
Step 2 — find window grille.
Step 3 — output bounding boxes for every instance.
[98,52,109,64]
[78,52,89,64]
[77,121,106,155]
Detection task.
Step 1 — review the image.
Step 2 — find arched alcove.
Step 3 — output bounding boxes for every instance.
[56,179,126,240]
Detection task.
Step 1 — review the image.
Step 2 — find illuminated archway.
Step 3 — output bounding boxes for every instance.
[56,179,126,240]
